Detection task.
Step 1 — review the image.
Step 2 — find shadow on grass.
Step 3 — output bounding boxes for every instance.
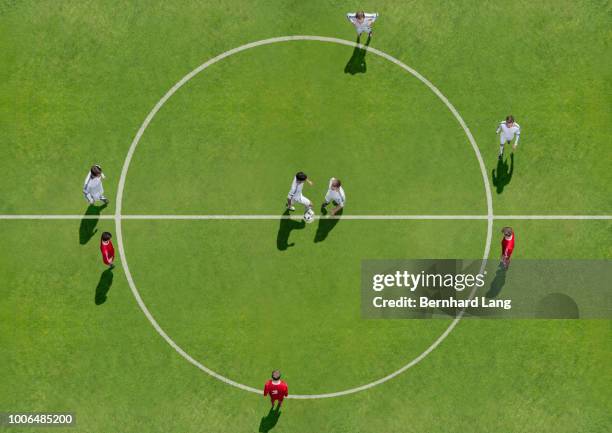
[95,268,113,305]
[344,35,370,75]
[485,264,507,298]
[535,293,579,319]
[276,210,305,251]
[492,153,514,194]
[79,203,107,245]
[314,207,343,243]
[259,407,281,432]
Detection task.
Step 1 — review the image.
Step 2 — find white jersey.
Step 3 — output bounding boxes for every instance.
[83,171,105,201]
[496,121,521,144]
[325,178,346,206]
[347,12,378,34]
[287,176,304,199]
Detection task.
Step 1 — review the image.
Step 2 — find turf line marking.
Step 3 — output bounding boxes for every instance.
[122,214,612,220]
[121,214,488,220]
[0,214,116,220]
[1,214,610,220]
[494,215,612,220]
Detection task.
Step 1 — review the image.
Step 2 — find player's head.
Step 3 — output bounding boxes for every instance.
[505,115,514,126]
[331,178,342,189]
[90,164,102,177]
[502,227,513,238]
[101,232,112,242]
[356,10,365,20]
[295,172,308,183]
[271,370,281,381]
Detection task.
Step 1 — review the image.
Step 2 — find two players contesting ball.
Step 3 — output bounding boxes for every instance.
[286,172,346,222]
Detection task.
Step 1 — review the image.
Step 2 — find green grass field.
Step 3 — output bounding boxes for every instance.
[1,1,611,432]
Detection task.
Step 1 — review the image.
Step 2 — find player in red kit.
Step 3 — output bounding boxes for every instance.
[500,226,515,270]
[263,370,288,408]
[100,232,115,268]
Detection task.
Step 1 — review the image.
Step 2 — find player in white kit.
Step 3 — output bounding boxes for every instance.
[83,164,108,205]
[496,115,521,159]
[322,178,346,216]
[287,171,313,211]
[346,11,378,38]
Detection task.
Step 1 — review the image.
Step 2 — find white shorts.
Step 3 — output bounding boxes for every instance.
[290,194,311,208]
[84,191,106,203]
[500,136,517,146]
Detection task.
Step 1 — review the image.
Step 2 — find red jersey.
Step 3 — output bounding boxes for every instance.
[501,233,515,257]
[100,240,115,265]
[263,380,288,401]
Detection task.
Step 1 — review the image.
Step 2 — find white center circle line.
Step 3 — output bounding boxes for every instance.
[114,35,494,399]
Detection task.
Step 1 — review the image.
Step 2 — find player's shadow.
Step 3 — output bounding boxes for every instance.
[344,35,371,75]
[485,264,507,298]
[492,153,514,194]
[535,293,579,319]
[314,207,343,243]
[258,407,281,432]
[79,203,107,245]
[95,268,113,305]
[276,210,305,251]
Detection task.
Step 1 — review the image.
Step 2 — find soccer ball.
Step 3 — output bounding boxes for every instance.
[303,208,315,224]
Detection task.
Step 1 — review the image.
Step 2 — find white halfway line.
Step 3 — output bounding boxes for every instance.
[0,214,611,220]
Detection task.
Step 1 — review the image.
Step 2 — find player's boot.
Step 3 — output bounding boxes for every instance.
[287,206,295,211]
